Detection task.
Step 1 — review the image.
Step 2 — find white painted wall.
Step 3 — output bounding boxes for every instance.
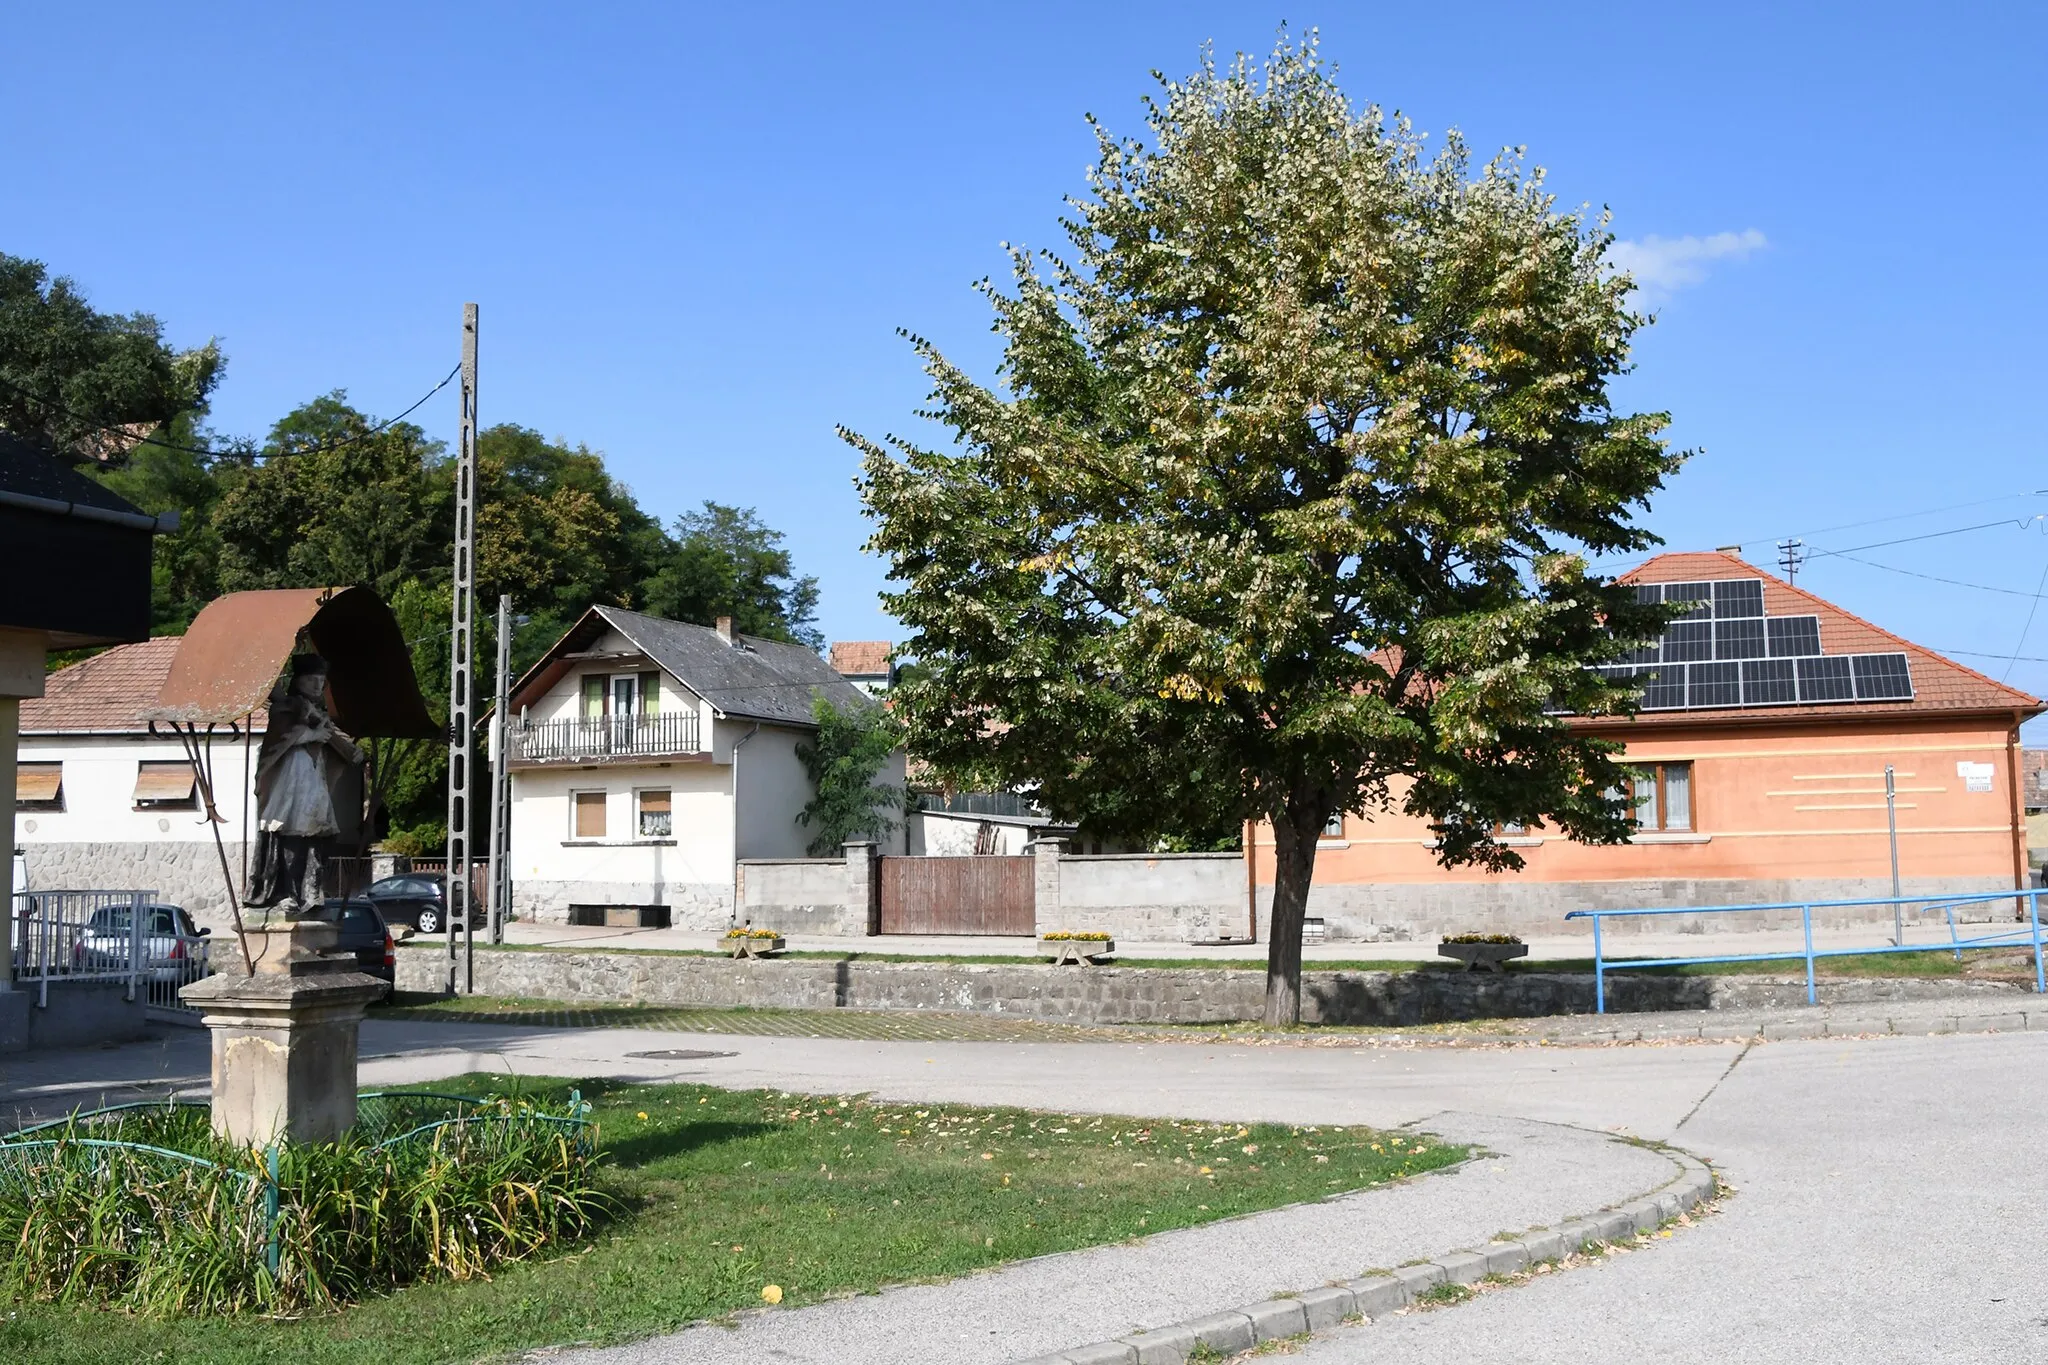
[511,761,732,887]
[520,628,713,741]
[15,732,256,849]
[727,721,813,859]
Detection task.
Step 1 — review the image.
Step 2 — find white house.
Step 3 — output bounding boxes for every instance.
[15,637,261,923]
[504,607,905,929]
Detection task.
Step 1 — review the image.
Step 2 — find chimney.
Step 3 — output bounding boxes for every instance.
[1715,544,1744,558]
[716,615,734,645]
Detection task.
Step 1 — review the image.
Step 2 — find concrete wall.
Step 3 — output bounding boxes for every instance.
[1048,852,1245,942]
[392,945,2028,1027]
[738,856,857,935]
[0,979,151,1053]
[729,721,814,860]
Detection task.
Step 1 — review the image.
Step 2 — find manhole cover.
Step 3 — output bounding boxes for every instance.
[624,1049,738,1061]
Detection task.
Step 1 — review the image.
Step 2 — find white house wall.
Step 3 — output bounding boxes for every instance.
[727,721,813,859]
[15,732,258,924]
[508,760,733,930]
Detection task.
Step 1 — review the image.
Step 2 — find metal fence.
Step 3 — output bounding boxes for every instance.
[9,890,213,1015]
[1566,889,2048,1013]
[510,711,700,763]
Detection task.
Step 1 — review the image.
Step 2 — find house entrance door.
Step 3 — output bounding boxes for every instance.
[877,856,1034,935]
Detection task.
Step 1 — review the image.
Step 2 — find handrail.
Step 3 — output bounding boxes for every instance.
[1566,889,2048,1013]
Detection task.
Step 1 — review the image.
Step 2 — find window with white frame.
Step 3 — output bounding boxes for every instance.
[637,788,672,838]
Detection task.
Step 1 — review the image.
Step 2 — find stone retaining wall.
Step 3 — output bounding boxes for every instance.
[393,945,2027,1026]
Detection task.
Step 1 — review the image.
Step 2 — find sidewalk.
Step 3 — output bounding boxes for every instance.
[552,1113,1690,1365]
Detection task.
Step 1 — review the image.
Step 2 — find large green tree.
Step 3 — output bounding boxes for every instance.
[847,39,1681,1024]
[0,252,221,463]
[642,502,823,650]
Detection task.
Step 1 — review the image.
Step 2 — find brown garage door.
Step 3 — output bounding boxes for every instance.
[878,856,1034,935]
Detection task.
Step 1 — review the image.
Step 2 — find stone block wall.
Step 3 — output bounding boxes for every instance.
[22,841,247,926]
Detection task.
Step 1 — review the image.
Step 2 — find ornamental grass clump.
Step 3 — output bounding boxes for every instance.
[0,1095,607,1316]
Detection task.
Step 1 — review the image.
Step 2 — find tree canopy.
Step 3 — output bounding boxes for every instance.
[795,696,906,856]
[0,252,220,464]
[847,37,1682,1023]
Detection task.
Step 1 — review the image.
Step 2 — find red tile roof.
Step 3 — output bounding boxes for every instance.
[21,637,185,734]
[828,641,893,679]
[1595,551,2042,729]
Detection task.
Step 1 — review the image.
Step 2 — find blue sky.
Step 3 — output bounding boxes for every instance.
[8,4,2046,727]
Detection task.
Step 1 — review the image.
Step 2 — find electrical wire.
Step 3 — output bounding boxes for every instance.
[1805,515,2048,562]
[1999,549,2048,682]
[1810,550,2048,600]
[0,363,460,459]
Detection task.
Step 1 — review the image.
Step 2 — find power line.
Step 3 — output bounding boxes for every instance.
[0,363,460,460]
[1999,548,2048,683]
[1941,648,2048,664]
[1806,515,2048,561]
[1729,488,2048,553]
[1817,549,2048,600]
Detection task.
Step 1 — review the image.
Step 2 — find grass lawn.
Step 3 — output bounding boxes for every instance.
[2,1076,1462,1365]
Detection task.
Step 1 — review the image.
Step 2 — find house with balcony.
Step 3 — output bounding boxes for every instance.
[502,606,904,928]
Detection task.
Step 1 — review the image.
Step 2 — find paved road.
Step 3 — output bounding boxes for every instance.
[6,1012,2045,1363]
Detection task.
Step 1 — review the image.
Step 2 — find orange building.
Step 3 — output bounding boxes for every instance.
[1249,551,2043,941]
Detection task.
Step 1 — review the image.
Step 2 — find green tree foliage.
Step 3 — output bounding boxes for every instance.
[642,502,823,650]
[846,38,1680,1023]
[795,696,905,856]
[0,252,221,464]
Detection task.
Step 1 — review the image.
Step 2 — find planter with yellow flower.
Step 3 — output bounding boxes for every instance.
[1038,930,1116,966]
[1437,933,1527,972]
[724,927,787,959]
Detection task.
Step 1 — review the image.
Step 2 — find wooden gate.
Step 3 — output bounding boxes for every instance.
[878,856,1035,935]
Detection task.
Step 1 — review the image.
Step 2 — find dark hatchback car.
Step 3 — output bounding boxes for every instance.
[346,875,465,934]
[310,899,397,989]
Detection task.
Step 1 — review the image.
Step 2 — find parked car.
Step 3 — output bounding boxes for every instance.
[310,899,397,989]
[71,902,211,983]
[347,875,466,934]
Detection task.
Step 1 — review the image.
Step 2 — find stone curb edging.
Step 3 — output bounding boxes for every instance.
[1008,1144,1717,1365]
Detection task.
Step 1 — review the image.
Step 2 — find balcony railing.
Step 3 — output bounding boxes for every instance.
[510,712,701,763]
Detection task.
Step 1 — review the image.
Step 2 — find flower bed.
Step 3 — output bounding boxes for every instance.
[0,1091,604,1316]
[1039,932,1116,965]
[724,928,787,959]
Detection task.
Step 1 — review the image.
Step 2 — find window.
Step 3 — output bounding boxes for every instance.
[17,763,62,811]
[1322,812,1345,838]
[1629,762,1694,832]
[573,790,608,839]
[637,788,672,838]
[133,761,197,809]
[581,675,606,719]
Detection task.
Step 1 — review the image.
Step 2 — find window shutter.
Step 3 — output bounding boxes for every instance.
[582,676,606,719]
[574,790,607,839]
[639,671,660,716]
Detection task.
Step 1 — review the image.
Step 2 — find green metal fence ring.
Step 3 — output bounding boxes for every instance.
[4,1097,211,1140]
[0,1136,259,1189]
[371,1113,595,1152]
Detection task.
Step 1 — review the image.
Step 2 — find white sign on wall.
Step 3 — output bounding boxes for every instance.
[1957,761,1995,794]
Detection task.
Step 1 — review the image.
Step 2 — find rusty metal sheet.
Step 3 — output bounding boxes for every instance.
[147,585,438,738]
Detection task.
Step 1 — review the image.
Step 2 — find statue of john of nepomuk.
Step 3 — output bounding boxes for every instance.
[244,653,361,916]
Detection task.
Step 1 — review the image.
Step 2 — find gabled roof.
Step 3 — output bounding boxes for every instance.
[1598,550,2042,729]
[508,606,870,727]
[21,637,193,734]
[828,640,893,679]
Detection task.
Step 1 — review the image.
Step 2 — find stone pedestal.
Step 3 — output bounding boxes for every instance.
[179,918,386,1147]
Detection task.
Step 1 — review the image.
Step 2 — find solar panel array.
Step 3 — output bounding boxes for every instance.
[1594,578,1913,711]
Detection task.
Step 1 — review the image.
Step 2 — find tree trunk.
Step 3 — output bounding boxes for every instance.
[1263,799,1324,1026]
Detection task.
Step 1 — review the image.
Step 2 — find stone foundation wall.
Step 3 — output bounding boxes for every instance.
[1290,875,2020,943]
[21,841,248,925]
[512,879,732,931]
[392,945,2028,1026]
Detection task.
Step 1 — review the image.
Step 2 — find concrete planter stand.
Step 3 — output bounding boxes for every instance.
[178,918,387,1147]
[1438,940,1529,973]
[1040,937,1116,966]
[725,934,787,960]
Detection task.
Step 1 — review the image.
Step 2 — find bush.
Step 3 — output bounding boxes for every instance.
[0,1094,607,1316]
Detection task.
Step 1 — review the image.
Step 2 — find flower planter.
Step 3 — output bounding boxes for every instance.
[725,935,787,960]
[1039,937,1116,966]
[1437,940,1528,973]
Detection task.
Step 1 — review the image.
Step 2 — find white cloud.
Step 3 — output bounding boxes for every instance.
[1609,229,1767,303]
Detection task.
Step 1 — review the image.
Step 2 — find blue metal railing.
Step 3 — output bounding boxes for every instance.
[1566,889,2048,1013]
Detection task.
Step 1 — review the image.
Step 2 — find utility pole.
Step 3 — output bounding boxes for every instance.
[445,304,478,995]
[486,594,513,946]
[1886,763,1903,946]
[1777,538,1805,584]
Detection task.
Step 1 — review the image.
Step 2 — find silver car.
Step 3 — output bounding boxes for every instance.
[73,902,212,983]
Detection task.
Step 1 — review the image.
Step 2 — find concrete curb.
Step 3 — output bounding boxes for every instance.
[1008,1142,1718,1365]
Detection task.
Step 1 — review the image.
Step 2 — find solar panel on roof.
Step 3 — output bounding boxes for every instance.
[1639,665,1686,710]
[1767,616,1822,658]
[1714,618,1767,660]
[1662,582,1712,619]
[1796,655,1854,702]
[1687,661,1741,708]
[1625,643,1661,666]
[1851,652,1913,700]
[1741,659,1797,705]
[1663,620,1713,661]
[1712,579,1765,619]
[1635,583,1663,605]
